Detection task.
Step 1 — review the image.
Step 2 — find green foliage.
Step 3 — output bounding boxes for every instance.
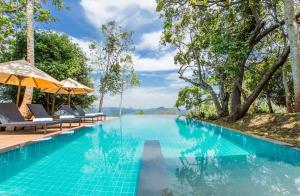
[207,113,218,121]
[116,54,140,93]
[136,110,145,115]
[255,103,270,114]
[176,86,219,119]
[184,103,218,120]
[0,31,96,110]
[176,87,204,111]
[245,60,293,107]
[0,0,67,61]
[90,21,135,96]
[199,111,205,118]
[157,0,294,120]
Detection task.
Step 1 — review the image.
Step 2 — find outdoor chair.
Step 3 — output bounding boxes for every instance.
[75,105,106,121]
[28,104,81,128]
[0,103,62,134]
[60,105,97,123]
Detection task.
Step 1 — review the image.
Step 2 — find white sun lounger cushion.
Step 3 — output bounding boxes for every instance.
[93,113,104,115]
[85,114,96,117]
[33,118,53,122]
[60,115,75,119]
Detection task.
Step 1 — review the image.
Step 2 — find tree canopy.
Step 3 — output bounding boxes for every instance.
[90,21,137,112]
[0,31,96,112]
[157,0,299,121]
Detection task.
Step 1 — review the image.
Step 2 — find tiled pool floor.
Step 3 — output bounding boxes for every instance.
[0,126,140,196]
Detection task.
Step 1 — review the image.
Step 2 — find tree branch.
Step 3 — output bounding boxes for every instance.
[255,12,300,44]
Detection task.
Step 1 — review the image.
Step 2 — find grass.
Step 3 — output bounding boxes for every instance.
[207,113,300,148]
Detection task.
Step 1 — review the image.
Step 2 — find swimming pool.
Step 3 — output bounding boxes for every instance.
[0,115,299,195]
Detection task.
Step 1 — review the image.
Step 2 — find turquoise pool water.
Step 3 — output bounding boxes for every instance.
[0,115,299,195]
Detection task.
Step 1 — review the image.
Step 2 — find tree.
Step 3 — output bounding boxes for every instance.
[176,87,205,114]
[90,21,134,112]
[245,62,290,114]
[157,0,232,118]
[157,0,297,121]
[0,0,65,63]
[19,0,66,117]
[282,63,294,112]
[19,0,35,116]
[283,0,300,112]
[0,31,96,113]
[116,55,140,116]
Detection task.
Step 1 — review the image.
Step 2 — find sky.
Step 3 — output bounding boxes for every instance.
[38,0,187,109]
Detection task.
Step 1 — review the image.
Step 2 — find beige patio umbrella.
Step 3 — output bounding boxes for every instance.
[41,78,94,106]
[0,60,62,105]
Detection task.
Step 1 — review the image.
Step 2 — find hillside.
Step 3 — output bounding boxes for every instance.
[101,107,183,116]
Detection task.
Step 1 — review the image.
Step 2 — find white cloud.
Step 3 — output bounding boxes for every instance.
[69,34,178,72]
[136,30,163,51]
[70,36,91,55]
[80,0,158,28]
[92,71,189,109]
[133,51,178,71]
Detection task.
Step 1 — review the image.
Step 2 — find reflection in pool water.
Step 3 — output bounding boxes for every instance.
[167,118,300,196]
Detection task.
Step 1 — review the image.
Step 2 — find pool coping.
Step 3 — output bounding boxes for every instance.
[0,117,117,154]
[196,118,300,151]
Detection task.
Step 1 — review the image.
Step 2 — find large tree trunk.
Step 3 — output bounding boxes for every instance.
[19,0,34,118]
[282,66,294,112]
[229,63,246,121]
[266,92,274,113]
[98,76,108,112]
[284,0,300,112]
[230,74,243,117]
[220,92,229,117]
[219,73,229,117]
[228,47,290,121]
[98,92,105,113]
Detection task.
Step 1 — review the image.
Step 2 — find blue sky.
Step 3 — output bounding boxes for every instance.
[38,0,186,109]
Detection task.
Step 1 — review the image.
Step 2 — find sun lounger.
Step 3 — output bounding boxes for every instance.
[60,105,97,122]
[75,105,106,121]
[27,104,81,128]
[0,103,62,134]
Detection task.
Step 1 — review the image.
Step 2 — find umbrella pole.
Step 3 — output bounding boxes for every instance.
[68,93,71,106]
[51,94,56,116]
[16,80,22,106]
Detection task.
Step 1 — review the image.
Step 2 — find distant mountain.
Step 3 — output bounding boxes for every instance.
[100,107,184,116]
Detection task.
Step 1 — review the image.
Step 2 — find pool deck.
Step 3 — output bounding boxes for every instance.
[0,117,116,153]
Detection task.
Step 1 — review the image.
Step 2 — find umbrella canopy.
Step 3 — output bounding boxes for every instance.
[41,78,94,105]
[0,60,62,105]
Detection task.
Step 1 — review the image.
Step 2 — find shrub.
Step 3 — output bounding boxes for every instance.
[199,111,206,118]
[207,114,218,120]
[256,104,269,114]
[136,110,145,115]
